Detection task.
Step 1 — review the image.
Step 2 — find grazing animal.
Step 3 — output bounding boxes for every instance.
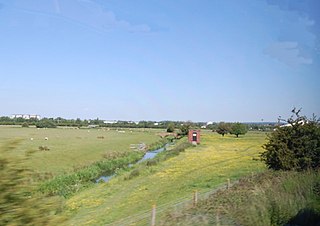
[45,137,48,140]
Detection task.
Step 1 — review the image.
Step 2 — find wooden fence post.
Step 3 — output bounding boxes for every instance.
[151,204,156,226]
[216,212,220,226]
[193,190,198,207]
[227,178,230,189]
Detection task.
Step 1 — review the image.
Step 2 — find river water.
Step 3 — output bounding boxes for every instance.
[95,144,170,183]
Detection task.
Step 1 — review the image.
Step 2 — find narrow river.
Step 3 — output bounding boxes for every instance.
[95,143,170,183]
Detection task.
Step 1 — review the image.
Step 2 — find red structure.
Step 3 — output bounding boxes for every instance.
[188,129,200,144]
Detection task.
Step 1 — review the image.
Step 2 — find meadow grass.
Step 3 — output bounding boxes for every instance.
[63,131,267,225]
[0,126,162,176]
[159,170,320,226]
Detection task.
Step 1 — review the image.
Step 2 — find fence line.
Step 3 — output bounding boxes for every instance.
[106,179,240,226]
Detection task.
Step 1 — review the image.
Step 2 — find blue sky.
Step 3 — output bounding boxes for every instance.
[0,0,319,122]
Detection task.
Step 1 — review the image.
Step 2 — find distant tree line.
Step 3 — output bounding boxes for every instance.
[0,116,276,131]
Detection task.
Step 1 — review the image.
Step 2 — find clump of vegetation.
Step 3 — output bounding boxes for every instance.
[21,122,29,128]
[261,108,320,171]
[38,146,50,151]
[36,119,57,128]
[160,170,320,226]
[178,124,190,136]
[127,168,141,180]
[146,158,159,166]
[102,151,128,160]
[39,151,144,197]
[166,123,175,133]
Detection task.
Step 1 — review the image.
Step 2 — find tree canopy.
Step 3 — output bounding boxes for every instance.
[230,122,248,137]
[216,122,231,136]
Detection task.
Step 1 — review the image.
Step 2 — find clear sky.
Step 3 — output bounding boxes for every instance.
[0,0,319,122]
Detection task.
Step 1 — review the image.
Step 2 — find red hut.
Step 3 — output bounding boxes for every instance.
[188,129,200,144]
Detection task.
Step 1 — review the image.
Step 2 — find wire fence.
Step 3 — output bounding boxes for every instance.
[105,148,258,225]
[106,179,240,226]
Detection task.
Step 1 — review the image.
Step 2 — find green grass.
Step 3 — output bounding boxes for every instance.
[0,128,268,225]
[63,131,267,225]
[159,170,320,226]
[0,126,162,176]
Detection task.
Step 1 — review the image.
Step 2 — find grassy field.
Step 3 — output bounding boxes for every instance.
[0,126,162,176]
[63,131,267,225]
[0,128,268,225]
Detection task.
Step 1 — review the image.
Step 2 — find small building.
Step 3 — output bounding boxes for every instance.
[11,114,41,120]
[188,129,200,144]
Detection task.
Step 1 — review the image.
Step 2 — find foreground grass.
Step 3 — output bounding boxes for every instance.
[64,132,266,225]
[160,170,320,226]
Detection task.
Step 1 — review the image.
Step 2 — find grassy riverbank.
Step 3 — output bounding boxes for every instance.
[64,132,266,225]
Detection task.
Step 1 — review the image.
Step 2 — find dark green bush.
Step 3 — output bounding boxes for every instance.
[21,122,29,128]
[36,120,57,128]
[261,109,320,171]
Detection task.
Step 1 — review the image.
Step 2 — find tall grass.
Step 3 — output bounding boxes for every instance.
[39,151,144,197]
[160,170,320,226]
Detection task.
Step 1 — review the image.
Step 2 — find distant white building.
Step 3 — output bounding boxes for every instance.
[206,121,213,126]
[103,120,118,124]
[11,114,41,120]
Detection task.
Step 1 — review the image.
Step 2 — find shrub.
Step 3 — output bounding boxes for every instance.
[261,109,320,171]
[36,120,57,128]
[21,122,29,128]
[179,124,190,136]
[166,123,175,133]
[38,146,50,151]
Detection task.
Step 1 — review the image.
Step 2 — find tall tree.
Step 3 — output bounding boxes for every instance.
[216,122,231,136]
[230,122,248,138]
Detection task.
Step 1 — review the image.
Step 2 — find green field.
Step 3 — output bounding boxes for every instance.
[63,131,267,225]
[0,127,267,225]
[0,126,162,175]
